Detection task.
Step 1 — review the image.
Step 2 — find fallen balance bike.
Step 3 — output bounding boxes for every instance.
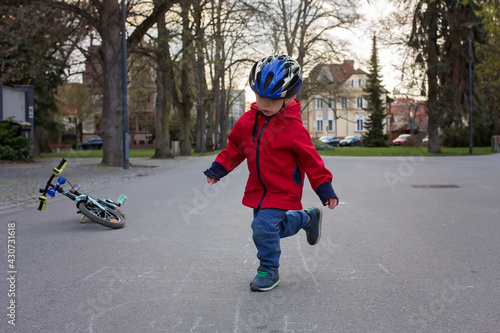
[38,159,127,229]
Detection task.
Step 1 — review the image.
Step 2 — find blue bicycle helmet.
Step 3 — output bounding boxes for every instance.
[249,55,302,99]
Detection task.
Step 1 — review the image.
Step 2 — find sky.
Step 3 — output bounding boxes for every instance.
[340,0,402,94]
[245,0,404,104]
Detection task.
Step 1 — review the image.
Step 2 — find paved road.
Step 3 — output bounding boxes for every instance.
[1,153,499,332]
[0,156,194,214]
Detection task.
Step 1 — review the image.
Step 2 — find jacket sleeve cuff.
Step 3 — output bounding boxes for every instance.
[203,161,228,181]
[316,182,338,205]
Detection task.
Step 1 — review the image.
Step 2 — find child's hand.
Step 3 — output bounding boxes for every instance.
[207,176,218,185]
[325,197,338,209]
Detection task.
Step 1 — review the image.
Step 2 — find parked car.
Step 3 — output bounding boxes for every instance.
[319,136,340,147]
[392,134,412,146]
[78,138,103,150]
[339,135,362,147]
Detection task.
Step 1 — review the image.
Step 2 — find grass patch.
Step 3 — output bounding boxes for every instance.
[35,149,156,160]
[35,146,497,160]
[35,148,221,160]
[192,150,220,157]
[318,146,497,156]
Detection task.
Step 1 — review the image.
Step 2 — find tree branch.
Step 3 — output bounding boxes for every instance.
[4,0,100,30]
[127,0,179,52]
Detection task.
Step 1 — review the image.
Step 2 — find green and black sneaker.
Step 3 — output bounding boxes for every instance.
[250,270,279,292]
[304,206,322,245]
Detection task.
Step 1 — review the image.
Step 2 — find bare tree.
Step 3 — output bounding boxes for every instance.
[148,0,204,157]
[5,0,178,165]
[245,0,359,68]
[390,0,487,152]
[203,0,256,150]
[151,0,176,158]
[0,3,87,154]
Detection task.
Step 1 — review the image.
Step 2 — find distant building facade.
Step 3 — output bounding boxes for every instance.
[228,89,245,128]
[302,60,390,140]
[389,98,428,140]
[0,80,34,144]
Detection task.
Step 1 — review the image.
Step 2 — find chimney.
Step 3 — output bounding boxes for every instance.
[343,60,355,69]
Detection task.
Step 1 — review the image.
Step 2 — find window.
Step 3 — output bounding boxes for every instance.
[351,79,354,87]
[315,98,323,109]
[358,78,363,87]
[356,97,364,109]
[356,114,365,132]
[341,98,348,109]
[316,120,323,132]
[327,120,334,132]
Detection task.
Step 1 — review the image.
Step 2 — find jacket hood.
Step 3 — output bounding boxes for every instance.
[249,98,302,122]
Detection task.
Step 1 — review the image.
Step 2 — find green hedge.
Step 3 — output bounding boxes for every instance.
[312,139,334,151]
[0,120,32,161]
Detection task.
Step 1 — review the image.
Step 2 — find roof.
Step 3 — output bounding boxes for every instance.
[390,98,428,118]
[309,60,368,86]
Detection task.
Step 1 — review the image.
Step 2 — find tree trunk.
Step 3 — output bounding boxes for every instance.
[153,64,172,159]
[153,9,172,159]
[205,99,215,151]
[34,126,50,154]
[426,1,441,154]
[177,104,192,155]
[192,0,206,154]
[176,2,194,156]
[219,81,227,148]
[98,1,124,166]
[493,95,500,135]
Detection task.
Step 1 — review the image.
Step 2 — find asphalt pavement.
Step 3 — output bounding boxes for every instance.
[0,152,499,332]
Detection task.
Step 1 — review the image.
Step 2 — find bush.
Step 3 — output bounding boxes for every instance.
[313,140,334,151]
[0,120,32,161]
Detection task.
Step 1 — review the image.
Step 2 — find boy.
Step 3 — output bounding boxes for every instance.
[204,55,338,292]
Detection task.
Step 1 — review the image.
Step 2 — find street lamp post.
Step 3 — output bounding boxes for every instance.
[122,0,130,169]
[199,60,204,154]
[463,22,475,155]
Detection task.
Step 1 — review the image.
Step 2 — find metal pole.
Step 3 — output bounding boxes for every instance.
[122,0,130,169]
[199,61,204,154]
[468,27,473,155]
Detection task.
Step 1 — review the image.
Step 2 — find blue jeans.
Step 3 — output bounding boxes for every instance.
[251,208,309,272]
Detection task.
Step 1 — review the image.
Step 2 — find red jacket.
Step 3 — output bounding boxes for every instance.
[204,98,337,210]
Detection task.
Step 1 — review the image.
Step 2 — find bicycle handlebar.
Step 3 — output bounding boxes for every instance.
[53,159,67,175]
[38,159,67,211]
[38,195,46,211]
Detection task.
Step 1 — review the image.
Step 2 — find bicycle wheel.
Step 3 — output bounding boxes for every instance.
[97,199,126,218]
[77,201,125,229]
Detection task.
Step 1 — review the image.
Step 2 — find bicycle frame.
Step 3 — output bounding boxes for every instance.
[38,159,127,229]
[38,158,127,212]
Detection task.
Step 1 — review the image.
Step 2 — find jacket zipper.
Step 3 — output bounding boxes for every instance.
[256,116,270,209]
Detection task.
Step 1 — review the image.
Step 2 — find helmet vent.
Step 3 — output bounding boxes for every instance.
[263,73,274,92]
[269,79,284,95]
[256,72,262,90]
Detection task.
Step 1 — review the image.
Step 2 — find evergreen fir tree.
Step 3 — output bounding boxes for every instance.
[362,35,388,147]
